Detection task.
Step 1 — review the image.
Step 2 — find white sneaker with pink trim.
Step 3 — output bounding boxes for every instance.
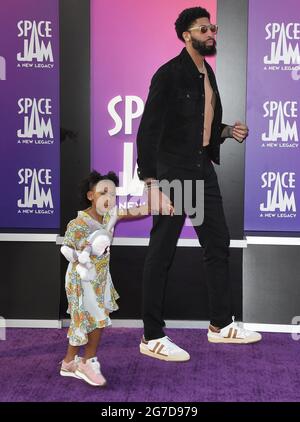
[75,357,107,386]
[60,355,81,378]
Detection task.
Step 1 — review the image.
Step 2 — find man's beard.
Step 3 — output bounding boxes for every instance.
[191,37,217,57]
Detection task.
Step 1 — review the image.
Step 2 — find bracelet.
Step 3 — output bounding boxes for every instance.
[144,180,159,191]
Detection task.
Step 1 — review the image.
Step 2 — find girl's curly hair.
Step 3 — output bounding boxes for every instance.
[79,170,119,209]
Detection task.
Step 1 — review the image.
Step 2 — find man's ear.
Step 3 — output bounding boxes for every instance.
[182,31,191,42]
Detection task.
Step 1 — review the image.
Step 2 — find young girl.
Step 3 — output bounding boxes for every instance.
[59,170,152,386]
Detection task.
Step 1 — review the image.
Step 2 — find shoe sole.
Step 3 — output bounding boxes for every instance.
[140,345,190,362]
[207,336,262,344]
[60,370,81,379]
[75,370,107,387]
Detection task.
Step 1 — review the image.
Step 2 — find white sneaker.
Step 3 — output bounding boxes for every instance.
[140,336,190,362]
[207,317,262,344]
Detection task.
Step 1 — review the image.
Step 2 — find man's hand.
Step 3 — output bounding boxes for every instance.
[144,179,174,215]
[148,187,174,215]
[231,121,249,143]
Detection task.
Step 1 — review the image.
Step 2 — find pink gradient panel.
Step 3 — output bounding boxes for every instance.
[91,0,217,238]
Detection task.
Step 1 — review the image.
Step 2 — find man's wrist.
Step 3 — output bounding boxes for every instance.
[144,179,159,191]
[222,125,233,139]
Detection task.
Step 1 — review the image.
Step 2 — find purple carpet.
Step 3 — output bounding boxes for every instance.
[0,328,299,402]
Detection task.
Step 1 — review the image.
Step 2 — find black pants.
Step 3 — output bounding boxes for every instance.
[142,148,232,340]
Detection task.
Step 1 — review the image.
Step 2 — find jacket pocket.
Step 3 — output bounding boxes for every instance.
[157,159,171,180]
[176,89,200,117]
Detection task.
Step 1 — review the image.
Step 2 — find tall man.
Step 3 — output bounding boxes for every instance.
[137,7,261,362]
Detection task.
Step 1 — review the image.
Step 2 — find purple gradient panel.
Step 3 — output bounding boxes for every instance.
[245,0,300,231]
[91,0,217,238]
[0,0,60,229]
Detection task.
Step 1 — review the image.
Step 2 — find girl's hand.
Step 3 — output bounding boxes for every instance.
[148,186,174,215]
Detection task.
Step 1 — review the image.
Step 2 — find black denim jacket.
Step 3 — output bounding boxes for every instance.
[136,48,227,180]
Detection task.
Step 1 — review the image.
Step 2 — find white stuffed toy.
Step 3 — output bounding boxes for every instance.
[61,206,118,281]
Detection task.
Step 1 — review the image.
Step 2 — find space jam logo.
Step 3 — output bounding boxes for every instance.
[108,95,144,197]
[17,98,54,145]
[260,172,296,218]
[264,23,300,70]
[17,168,54,215]
[17,20,54,68]
[262,101,298,148]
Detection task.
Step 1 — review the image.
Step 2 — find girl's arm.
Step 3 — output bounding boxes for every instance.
[117,203,150,221]
[117,201,174,221]
[63,219,90,250]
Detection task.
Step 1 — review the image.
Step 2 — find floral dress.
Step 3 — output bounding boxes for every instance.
[63,209,119,346]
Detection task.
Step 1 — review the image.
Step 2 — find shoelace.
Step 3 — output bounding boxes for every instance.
[89,357,101,374]
[159,336,178,352]
[230,316,249,338]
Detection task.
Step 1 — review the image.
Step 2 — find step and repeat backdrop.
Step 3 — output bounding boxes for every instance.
[244,0,300,231]
[0,0,60,230]
[1,0,299,235]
